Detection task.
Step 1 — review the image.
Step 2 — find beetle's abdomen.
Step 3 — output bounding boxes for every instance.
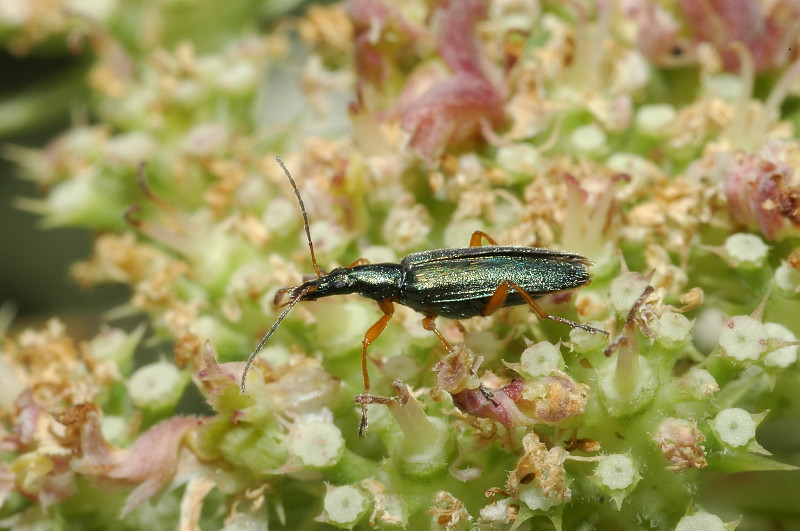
[396,247,591,319]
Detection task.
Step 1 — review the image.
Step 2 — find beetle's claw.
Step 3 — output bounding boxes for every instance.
[358,405,368,438]
[575,321,608,335]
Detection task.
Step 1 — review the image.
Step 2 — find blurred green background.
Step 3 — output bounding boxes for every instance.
[0,49,129,337]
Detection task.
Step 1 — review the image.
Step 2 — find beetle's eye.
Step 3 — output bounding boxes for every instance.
[334,280,346,289]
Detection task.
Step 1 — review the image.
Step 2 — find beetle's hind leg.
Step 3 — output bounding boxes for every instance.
[356,298,394,437]
[482,280,606,335]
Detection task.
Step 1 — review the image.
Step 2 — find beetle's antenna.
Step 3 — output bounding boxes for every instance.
[275,156,323,278]
[240,284,314,392]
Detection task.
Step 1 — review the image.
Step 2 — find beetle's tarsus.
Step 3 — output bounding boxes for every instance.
[556,316,608,336]
[479,384,499,407]
[355,392,396,437]
[358,405,368,438]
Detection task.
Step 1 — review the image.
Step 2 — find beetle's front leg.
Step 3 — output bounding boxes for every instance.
[356,298,394,437]
[354,380,410,427]
[482,280,607,335]
[347,258,371,267]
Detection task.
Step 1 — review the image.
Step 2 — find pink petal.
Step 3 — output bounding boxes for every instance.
[110,417,201,517]
[722,155,756,228]
[72,410,201,517]
[679,0,800,71]
[0,464,16,508]
[754,169,788,240]
[401,72,504,161]
[72,408,119,475]
[451,379,533,427]
[398,0,504,161]
[436,0,488,75]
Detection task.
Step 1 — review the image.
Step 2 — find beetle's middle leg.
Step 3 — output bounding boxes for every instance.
[469,230,499,247]
[356,298,394,437]
[482,280,606,334]
[422,315,456,354]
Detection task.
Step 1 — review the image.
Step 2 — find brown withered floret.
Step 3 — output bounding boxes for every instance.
[203,159,247,219]
[297,4,354,56]
[721,149,800,240]
[12,320,82,397]
[429,491,469,530]
[506,432,571,503]
[654,417,708,471]
[71,233,176,288]
[450,373,588,428]
[530,375,590,423]
[434,342,482,394]
[51,403,103,452]
[788,248,800,270]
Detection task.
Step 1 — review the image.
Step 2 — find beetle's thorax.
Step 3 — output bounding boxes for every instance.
[298,263,404,302]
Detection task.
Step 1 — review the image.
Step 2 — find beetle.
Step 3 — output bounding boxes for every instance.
[241,156,607,436]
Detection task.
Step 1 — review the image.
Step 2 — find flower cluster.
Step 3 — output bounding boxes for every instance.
[2,0,800,529]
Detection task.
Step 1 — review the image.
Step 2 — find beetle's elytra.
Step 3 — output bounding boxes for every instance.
[242,157,607,436]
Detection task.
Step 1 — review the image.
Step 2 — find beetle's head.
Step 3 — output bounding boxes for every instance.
[274,267,356,306]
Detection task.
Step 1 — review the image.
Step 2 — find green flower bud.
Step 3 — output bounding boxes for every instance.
[609,272,651,315]
[594,454,640,509]
[569,321,608,353]
[519,341,564,377]
[763,322,798,368]
[86,325,145,376]
[656,311,693,350]
[100,415,130,446]
[127,361,189,413]
[570,124,607,156]
[635,104,676,136]
[723,233,769,270]
[596,454,637,490]
[711,408,757,448]
[718,315,768,361]
[287,420,345,468]
[773,260,800,297]
[393,415,452,478]
[693,308,723,354]
[23,170,126,229]
[497,144,540,184]
[321,485,369,528]
[518,483,560,512]
[675,512,727,531]
[677,367,719,400]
